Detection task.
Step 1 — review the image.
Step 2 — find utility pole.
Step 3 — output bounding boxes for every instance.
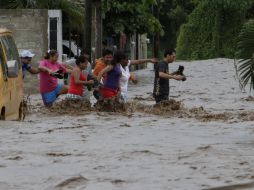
[135,33,139,70]
[84,0,92,56]
[94,0,102,59]
[153,1,160,59]
[84,0,102,67]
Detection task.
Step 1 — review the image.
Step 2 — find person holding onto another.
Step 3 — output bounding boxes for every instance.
[65,49,92,100]
[119,53,158,103]
[66,55,94,100]
[98,50,158,102]
[97,51,122,99]
[20,50,40,78]
[93,49,113,77]
[39,50,72,106]
[92,49,114,100]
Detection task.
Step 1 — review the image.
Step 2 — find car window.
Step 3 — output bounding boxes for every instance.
[0,42,8,80]
[1,35,21,68]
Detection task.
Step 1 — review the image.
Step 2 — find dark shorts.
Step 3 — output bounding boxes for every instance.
[154,94,169,104]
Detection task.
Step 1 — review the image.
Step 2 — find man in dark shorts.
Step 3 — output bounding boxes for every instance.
[153,49,185,103]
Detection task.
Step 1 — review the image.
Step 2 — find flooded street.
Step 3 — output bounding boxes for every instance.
[0,59,254,190]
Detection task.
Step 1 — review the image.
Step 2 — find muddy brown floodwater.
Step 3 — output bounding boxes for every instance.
[0,59,254,190]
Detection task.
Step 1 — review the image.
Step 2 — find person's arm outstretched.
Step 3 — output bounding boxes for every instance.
[97,65,113,82]
[130,58,158,65]
[27,66,40,74]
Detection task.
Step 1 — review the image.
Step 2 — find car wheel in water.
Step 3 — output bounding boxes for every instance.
[0,108,5,120]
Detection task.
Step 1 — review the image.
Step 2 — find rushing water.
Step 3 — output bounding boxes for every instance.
[0,59,254,190]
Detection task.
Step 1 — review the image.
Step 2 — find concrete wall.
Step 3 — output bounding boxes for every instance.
[0,9,48,94]
[0,9,48,63]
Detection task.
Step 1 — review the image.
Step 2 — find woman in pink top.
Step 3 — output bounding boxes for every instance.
[39,50,71,106]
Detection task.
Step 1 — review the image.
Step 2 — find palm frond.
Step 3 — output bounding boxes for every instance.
[234,59,245,91]
[1,0,36,8]
[235,19,254,92]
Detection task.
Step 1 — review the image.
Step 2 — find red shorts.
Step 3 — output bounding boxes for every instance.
[101,87,118,99]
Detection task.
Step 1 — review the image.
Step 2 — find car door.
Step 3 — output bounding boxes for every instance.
[0,40,11,118]
[1,35,22,118]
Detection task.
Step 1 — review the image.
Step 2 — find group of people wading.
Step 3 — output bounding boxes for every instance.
[21,48,186,107]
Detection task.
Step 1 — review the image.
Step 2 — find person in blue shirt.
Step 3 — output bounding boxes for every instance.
[20,50,40,78]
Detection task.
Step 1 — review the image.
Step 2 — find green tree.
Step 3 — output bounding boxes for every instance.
[159,0,199,49]
[102,0,162,36]
[176,0,253,60]
[235,19,254,91]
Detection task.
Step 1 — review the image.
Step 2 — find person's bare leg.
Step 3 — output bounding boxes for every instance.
[58,85,69,95]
